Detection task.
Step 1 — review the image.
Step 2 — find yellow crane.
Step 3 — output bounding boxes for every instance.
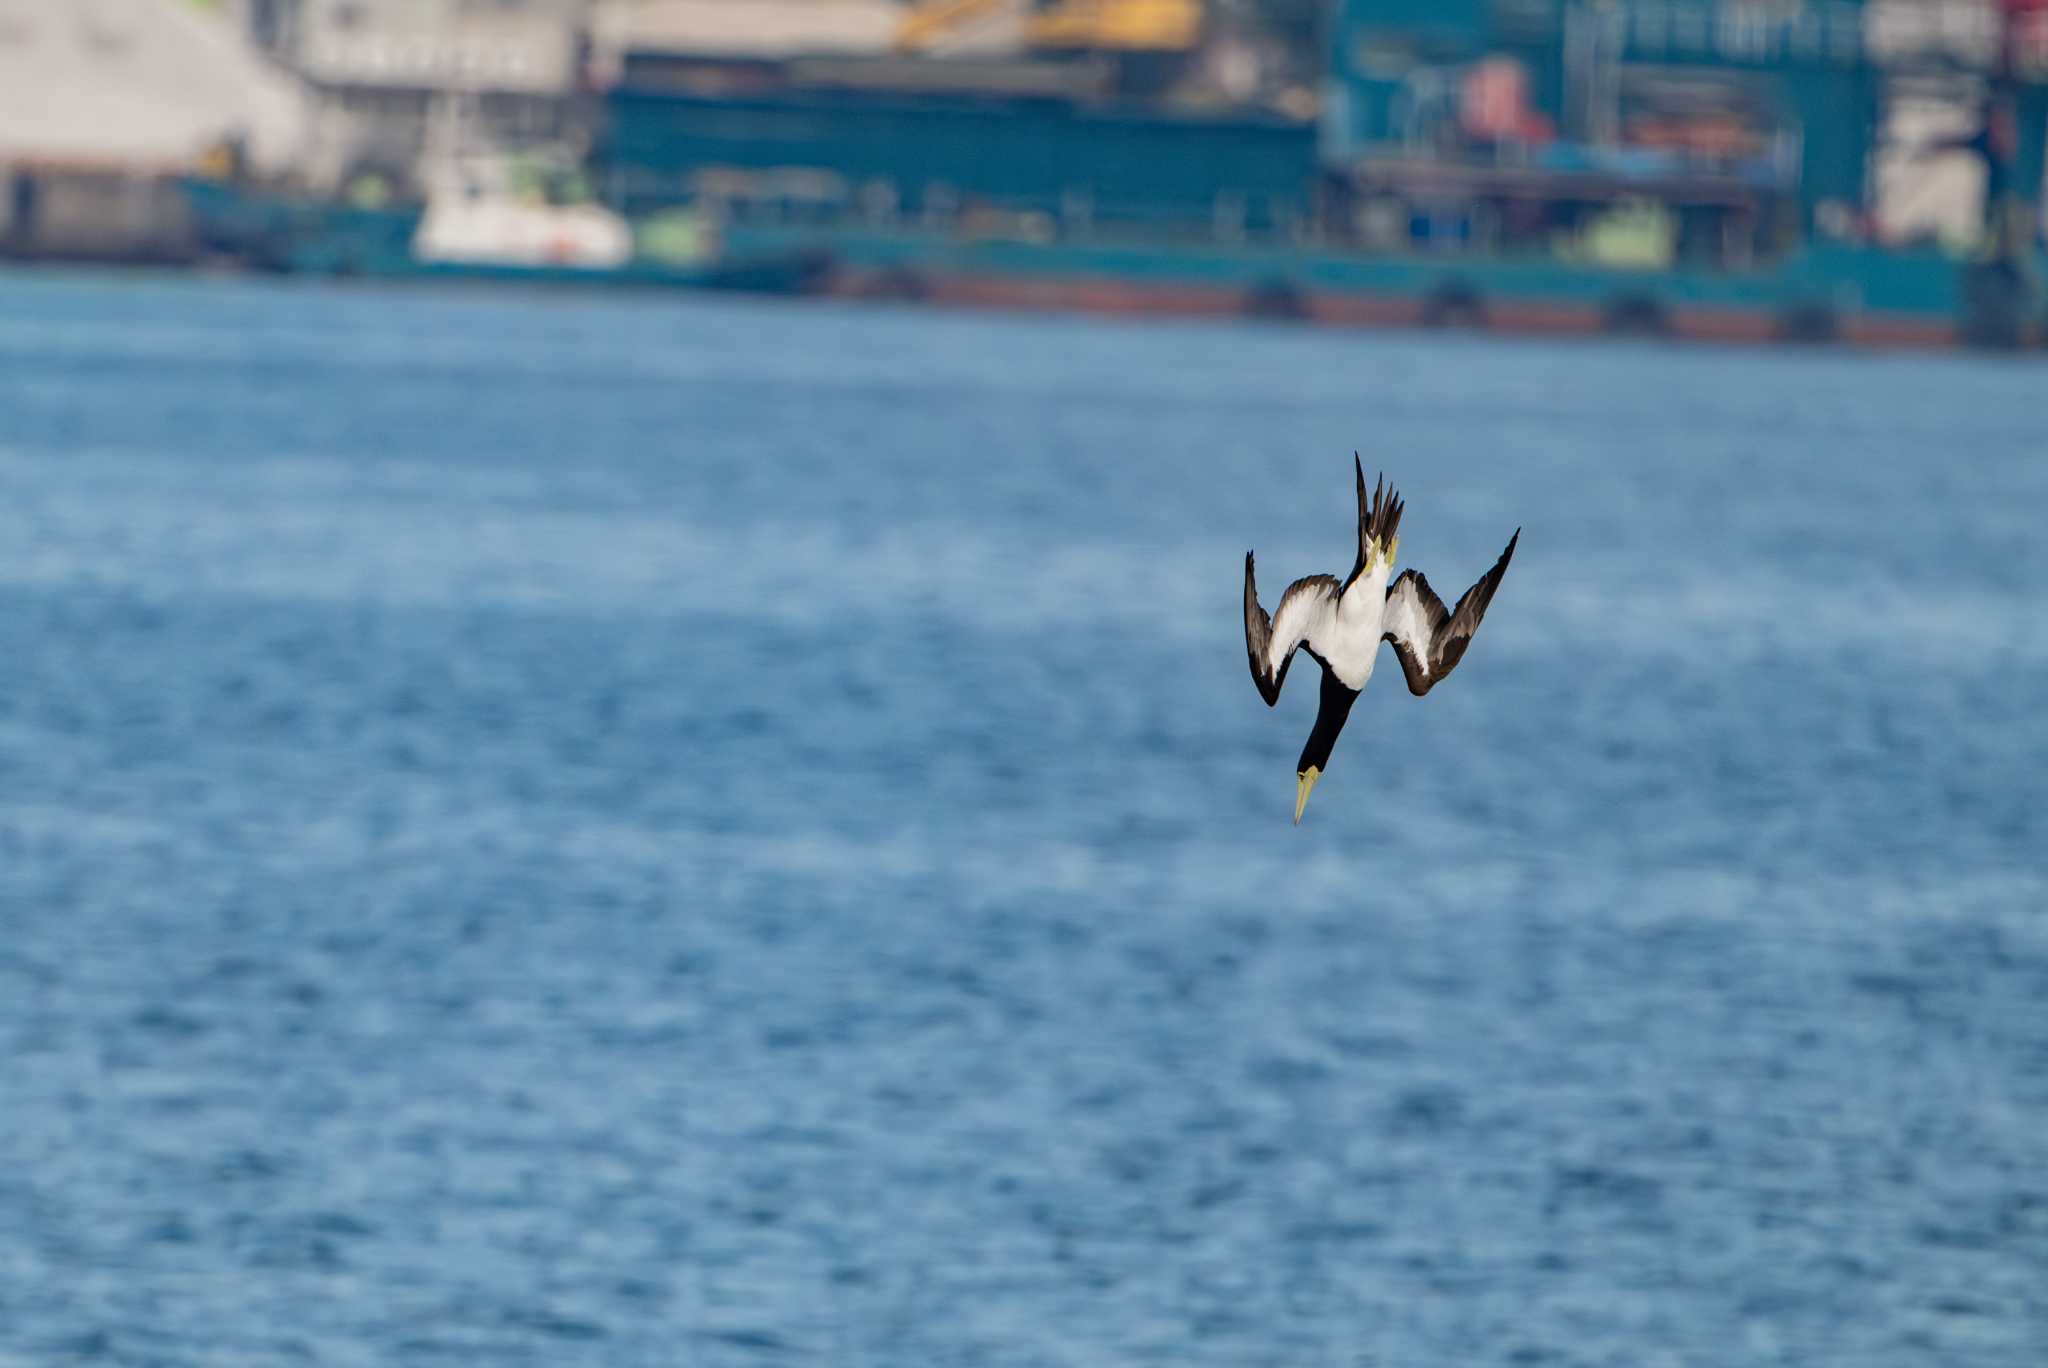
[894,0,1203,54]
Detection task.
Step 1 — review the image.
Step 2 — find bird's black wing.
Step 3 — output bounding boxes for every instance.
[1380,529,1519,696]
[1245,552,1339,707]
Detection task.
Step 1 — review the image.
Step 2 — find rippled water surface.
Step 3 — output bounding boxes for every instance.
[1,270,2045,1365]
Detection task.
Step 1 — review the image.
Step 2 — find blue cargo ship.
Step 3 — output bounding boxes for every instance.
[585,0,2048,348]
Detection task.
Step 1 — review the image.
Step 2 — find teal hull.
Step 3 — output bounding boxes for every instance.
[717,222,2036,347]
[390,252,831,295]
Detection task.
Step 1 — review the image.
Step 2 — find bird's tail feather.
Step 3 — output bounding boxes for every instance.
[1354,454,1403,565]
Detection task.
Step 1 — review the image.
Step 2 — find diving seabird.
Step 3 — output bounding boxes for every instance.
[1244,458,1519,823]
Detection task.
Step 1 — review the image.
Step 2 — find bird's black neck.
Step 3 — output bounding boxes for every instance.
[1297,668,1360,776]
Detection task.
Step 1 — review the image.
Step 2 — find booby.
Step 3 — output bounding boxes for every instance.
[1244,457,1519,823]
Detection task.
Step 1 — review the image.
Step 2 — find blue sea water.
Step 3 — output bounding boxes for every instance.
[0,269,2044,1366]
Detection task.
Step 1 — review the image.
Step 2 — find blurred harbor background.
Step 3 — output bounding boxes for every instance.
[4,5,2048,1366]
[6,0,2048,344]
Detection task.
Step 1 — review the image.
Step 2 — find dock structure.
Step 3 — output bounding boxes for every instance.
[34,1,2048,349]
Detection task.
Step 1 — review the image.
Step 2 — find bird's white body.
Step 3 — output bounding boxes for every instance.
[1257,538,1399,691]
[1322,552,1396,689]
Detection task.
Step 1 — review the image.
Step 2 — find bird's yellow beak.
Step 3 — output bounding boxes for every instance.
[1294,766,1321,824]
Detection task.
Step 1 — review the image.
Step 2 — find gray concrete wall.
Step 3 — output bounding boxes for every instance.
[0,0,308,172]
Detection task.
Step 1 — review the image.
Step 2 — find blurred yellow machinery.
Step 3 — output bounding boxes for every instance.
[894,0,1203,54]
